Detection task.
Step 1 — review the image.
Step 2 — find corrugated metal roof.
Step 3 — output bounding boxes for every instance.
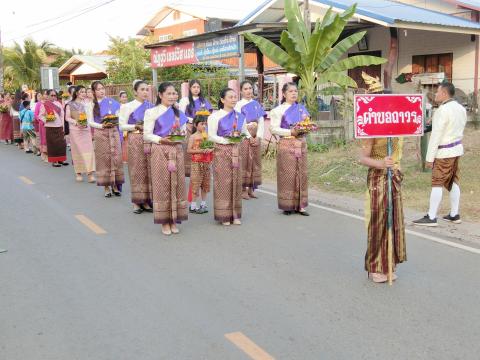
[238,0,480,31]
[453,0,480,11]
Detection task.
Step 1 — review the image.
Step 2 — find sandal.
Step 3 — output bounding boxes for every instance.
[52,163,61,167]
[112,190,121,197]
[142,206,153,213]
[133,208,143,214]
[104,192,112,198]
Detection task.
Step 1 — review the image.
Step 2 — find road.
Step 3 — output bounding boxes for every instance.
[1,144,479,360]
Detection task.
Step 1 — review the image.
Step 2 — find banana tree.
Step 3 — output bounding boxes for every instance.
[245,0,387,116]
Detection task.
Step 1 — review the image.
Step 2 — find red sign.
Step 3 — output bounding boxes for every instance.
[150,42,197,68]
[354,94,424,138]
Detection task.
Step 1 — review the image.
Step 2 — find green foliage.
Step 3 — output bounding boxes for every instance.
[245,0,387,116]
[105,36,152,84]
[3,38,56,89]
[307,142,329,153]
[49,48,86,68]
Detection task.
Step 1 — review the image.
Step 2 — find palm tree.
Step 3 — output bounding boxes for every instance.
[3,38,55,89]
[245,1,387,115]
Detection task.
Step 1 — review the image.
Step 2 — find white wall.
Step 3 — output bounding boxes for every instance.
[347,27,478,95]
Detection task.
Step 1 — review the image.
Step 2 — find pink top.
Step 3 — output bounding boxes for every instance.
[39,101,64,128]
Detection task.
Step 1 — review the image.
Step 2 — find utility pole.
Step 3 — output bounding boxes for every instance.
[304,0,311,30]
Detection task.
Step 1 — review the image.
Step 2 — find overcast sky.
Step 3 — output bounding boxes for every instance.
[0,0,260,52]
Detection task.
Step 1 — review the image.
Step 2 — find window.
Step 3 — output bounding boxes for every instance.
[412,53,453,81]
[158,34,173,42]
[183,29,198,37]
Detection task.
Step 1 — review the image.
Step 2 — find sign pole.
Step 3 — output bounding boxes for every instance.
[387,137,394,285]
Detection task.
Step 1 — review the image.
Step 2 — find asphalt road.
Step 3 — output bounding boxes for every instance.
[0,144,479,360]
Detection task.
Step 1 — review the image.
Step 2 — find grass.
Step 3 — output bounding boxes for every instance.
[262,124,480,222]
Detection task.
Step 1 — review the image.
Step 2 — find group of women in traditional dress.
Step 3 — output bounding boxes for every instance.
[3,77,406,284]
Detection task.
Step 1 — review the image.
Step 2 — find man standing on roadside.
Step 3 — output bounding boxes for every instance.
[413,82,467,227]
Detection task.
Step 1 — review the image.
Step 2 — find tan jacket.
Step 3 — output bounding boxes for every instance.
[426,100,466,162]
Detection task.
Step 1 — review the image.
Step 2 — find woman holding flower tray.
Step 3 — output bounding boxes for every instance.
[270,82,316,216]
[144,82,189,235]
[119,80,154,214]
[235,80,266,200]
[39,89,69,167]
[65,85,95,183]
[88,81,124,198]
[207,88,248,226]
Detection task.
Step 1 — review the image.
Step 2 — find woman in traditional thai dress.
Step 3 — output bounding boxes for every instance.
[39,89,69,167]
[178,80,213,177]
[65,85,96,183]
[31,91,42,156]
[207,87,248,226]
[35,91,48,162]
[359,138,406,283]
[0,93,13,144]
[119,91,129,105]
[144,82,188,235]
[11,91,23,149]
[119,80,154,214]
[234,80,266,200]
[88,81,124,198]
[269,82,309,216]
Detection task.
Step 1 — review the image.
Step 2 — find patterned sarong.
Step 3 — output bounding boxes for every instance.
[365,168,406,274]
[276,137,308,211]
[432,157,460,191]
[213,144,242,222]
[13,116,22,143]
[0,113,13,140]
[94,127,124,187]
[45,126,67,162]
[127,132,152,205]
[183,123,193,177]
[70,126,95,174]
[191,161,211,195]
[240,137,262,188]
[150,143,188,224]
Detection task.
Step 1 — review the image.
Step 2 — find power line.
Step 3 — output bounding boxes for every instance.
[6,0,118,42]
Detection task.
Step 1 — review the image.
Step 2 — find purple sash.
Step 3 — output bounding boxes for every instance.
[280,103,309,129]
[185,98,213,118]
[241,100,266,123]
[217,110,246,137]
[94,97,120,123]
[153,107,188,137]
[128,101,154,125]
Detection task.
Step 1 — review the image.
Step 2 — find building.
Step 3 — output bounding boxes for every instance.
[58,55,113,83]
[137,4,277,70]
[238,0,480,100]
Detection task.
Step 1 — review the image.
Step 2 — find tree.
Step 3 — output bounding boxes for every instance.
[245,1,387,115]
[105,36,152,84]
[3,38,56,89]
[49,47,86,68]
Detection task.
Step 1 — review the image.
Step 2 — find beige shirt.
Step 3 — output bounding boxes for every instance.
[269,103,293,137]
[207,109,248,145]
[119,99,142,132]
[426,99,467,162]
[234,98,265,139]
[143,105,187,144]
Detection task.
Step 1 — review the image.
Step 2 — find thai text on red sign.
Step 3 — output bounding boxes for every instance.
[150,42,197,68]
[354,94,424,138]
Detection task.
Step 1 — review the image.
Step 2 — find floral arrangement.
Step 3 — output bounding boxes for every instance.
[45,112,56,122]
[195,109,211,116]
[102,114,119,126]
[0,105,9,113]
[226,119,245,144]
[77,112,87,126]
[169,122,186,142]
[291,117,319,136]
[200,131,214,149]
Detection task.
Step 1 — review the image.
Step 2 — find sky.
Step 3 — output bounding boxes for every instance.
[0,0,260,52]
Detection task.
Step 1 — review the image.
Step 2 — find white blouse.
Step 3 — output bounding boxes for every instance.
[119,99,142,132]
[86,98,119,130]
[234,98,265,139]
[178,96,198,122]
[207,109,248,145]
[269,103,294,137]
[143,104,187,144]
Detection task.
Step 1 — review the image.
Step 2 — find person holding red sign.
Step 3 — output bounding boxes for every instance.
[413,82,467,227]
